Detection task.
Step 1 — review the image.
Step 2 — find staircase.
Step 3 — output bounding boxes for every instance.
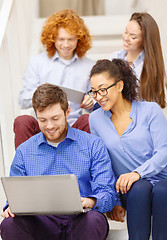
[0,1,160,239]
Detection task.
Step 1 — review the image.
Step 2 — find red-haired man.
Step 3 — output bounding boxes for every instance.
[14,9,95,149]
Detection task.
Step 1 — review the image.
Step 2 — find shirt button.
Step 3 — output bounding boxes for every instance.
[57,151,60,153]
[58,170,61,173]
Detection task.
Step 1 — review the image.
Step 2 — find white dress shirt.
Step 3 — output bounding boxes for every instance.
[19,51,95,125]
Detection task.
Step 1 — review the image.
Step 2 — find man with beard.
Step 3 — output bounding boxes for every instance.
[1,83,118,240]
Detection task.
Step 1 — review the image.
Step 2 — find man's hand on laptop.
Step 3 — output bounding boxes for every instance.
[81,197,96,209]
[1,207,15,218]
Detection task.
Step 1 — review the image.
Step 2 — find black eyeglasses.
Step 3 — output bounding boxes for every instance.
[88,80,120,98]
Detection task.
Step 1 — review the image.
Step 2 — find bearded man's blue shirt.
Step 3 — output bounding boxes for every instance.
[10,125,118,213]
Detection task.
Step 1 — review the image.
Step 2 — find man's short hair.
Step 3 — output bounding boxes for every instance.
[32,83,69,113]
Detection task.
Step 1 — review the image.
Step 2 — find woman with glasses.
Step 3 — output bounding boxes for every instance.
[88,58,167,240]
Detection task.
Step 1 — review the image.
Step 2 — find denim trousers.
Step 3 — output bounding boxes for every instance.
[121,179,167,240]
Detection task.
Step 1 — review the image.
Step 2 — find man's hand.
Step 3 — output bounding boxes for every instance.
[1,207,15,218]
[107,205,125,222]
[80,95,94,110]
[116,172,141,194]
[81,197,96,209]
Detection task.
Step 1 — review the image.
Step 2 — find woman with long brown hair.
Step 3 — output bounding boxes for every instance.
[109,12,166,108]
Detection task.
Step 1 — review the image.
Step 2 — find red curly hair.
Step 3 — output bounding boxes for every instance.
[41,9,92,58]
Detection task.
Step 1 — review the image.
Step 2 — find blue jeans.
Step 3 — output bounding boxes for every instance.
[121,179,167,240]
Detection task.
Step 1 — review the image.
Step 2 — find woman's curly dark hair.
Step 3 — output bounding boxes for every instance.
[90,59,139,101]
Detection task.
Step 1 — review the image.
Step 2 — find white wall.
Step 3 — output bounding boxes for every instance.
[0,0,39,221]
[0,0,4,9]
[0,0,39,170]
[104,0,143,15]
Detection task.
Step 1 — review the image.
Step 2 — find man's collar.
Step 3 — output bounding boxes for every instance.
[37,132,47,146]
[65,124,76,141]
[52,52,78,63]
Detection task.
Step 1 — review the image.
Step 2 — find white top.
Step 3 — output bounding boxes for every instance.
[18,51,95,125]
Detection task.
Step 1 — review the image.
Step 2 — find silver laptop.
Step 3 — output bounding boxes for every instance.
[1,174,85,215]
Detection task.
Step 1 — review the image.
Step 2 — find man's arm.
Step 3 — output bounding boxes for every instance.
[1,148,26,217]
[10,148,26,176]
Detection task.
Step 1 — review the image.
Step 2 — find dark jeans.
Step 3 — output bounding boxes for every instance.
[120,179,167,240]
[0,211,109,240]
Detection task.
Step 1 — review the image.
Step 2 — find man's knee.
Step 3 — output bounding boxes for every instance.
[86,211,109,234]
[77,211,108,240]
[14,115,36,132]
[86,211,104,224]
[0,217,15,237]
[72,114,90,133]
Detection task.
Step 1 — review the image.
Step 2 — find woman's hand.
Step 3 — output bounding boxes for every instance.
[116,172,141,194]
[80,95,94,109]
[81,197,96,209]
[107,205,125,222]
[1,207,15,218]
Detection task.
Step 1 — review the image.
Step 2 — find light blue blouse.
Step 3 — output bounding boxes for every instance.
[89,101,167,184]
